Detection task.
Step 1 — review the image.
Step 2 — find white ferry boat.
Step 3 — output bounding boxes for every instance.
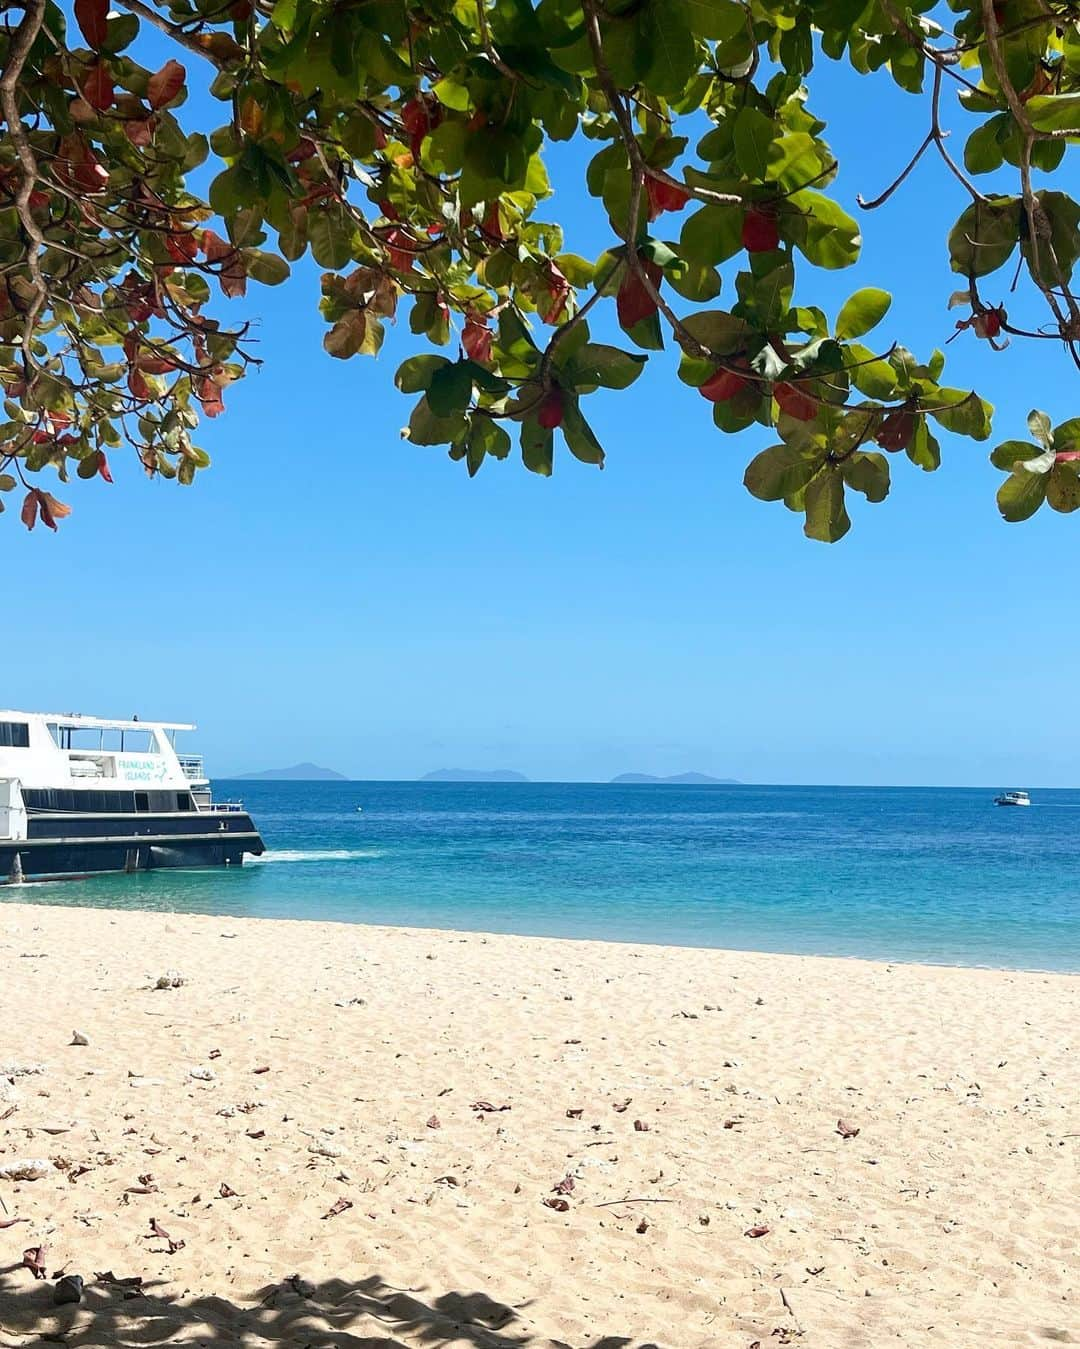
[0,709,264,883]
[993,790,1031,807]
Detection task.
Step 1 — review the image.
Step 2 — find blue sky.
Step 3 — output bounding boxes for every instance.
[8,42,1080,785]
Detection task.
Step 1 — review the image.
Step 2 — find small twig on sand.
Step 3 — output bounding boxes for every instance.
[592,1197,675,1208]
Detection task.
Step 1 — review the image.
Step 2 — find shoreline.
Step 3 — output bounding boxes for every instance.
[1,901,1077,1347]
[3,891,1079,977]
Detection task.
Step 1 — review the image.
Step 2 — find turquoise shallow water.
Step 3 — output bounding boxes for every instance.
[4,781,1079,971]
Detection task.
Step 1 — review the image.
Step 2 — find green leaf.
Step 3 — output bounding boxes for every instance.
[929,388,993,441]
[680,204,743,266]
[733,107,775,181]
[996,470,1047,522]
[665,256,722,302]
[907,420,940,472]
[405,395,467,447]
[788,190,861,269]
[427,361,476,417]
[1024,93,1080,134]
[1047,464,1080,513]
[1026,409,1053,449]
[323,311,382,359]
[563,343,647,391]
[990,438,1041,471]
[835,288,892,340]
[308,208,356,269]
[432,77,471,111]
[561,397,605,465]
[963,117,1008,175]
[243,250,290,285]
[1052,417,1080,455]
[948,199,1020,278]
[841,451,890,503]
[744,443,824,501]
[677,309,749,355]
[471,416,511,461]
[521,417,554,475]
[847,344,898,400]
[395,355,451,394]
[641,0,697,97]
[803,467,850,542]
[682,0,747,40]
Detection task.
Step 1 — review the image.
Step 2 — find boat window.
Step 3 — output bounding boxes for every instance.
[134,792,150,812]
[176,792,194,811]
[0,721,30,748]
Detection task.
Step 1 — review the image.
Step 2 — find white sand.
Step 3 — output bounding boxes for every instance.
[0,901,1076,1347]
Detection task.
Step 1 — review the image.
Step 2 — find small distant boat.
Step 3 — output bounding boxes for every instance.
[993,790,1031,807]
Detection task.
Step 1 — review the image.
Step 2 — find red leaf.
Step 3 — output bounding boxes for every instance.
[836,1118,860,1139]
[22,1246,47,1280]
[874,410,914,452]
[426,1114,441,1129]
[552,1175,575,1195]
[166,230,199,265]
[197,376,226,417]
[124,117,155,148]
[482,201,503,241]
[462,317,492,364]
[742,206,779,254]
[744,1225,770,1238]
[537,389,563,430]
[38,492,72,531]
[20,490,38,531]
[74,0,108,48]
[616,260,662,330]
[539,261,572,325]
[321,1197,353,1219]
[83,61,115,112]
[97,451,113,483]
[646,176,690,220]
[633,1119,650,1132]
[147,59,186,110]
[699,367,750,403]
[128,367,151,400]
[774,382,817,421]
[148,1218,184,1253]
[542,1197,569,1212]
[384,226,415,273]
[202,230,246,298]
[401,97,442,159]
[219,1182,237,1198]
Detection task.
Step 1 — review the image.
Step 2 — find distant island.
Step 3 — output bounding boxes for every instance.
[235,762,348,781]
[421,769,530,783]
[610,772,741,785]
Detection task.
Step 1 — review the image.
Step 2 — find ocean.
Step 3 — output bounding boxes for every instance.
[4,781,1079,971]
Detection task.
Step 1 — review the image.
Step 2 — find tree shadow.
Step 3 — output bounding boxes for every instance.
[0,1269,661,1348]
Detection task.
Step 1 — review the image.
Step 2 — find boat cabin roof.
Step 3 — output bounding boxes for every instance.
[0,709,195,733]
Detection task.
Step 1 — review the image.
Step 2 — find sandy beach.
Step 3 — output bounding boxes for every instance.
[0,902,1076,1348]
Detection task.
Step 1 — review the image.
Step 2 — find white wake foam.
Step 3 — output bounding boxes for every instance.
[252,848,382,864]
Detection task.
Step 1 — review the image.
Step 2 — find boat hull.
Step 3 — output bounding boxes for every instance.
[1,810,264,883]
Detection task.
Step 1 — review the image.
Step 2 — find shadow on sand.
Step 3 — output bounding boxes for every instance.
[0,1267,662,1348]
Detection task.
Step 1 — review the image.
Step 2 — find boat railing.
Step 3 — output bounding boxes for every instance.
[177,754,206,781]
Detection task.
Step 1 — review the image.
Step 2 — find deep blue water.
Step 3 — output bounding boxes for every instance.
[5,781,1080,971]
